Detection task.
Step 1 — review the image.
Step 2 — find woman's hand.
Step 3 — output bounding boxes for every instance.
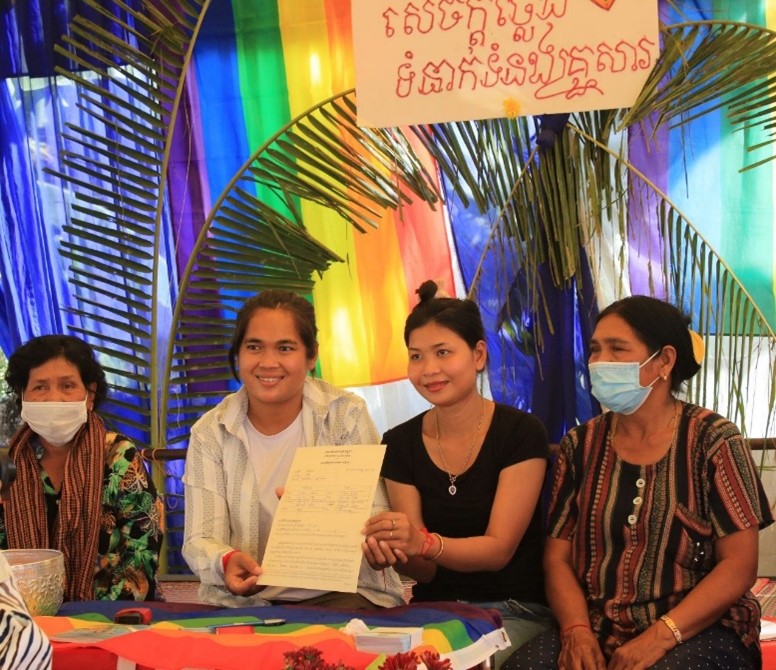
[605,622,675,670]
[361,535,408,569]
[223,551,264,597]
[558,627,606,670]
[362,511,423,563]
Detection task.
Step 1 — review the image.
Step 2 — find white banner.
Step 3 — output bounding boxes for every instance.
[353,0,659,127]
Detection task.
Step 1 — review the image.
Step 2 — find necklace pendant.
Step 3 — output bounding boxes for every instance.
[448,484,457,495]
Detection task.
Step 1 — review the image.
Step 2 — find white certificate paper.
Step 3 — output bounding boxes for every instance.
[257,444,386,593]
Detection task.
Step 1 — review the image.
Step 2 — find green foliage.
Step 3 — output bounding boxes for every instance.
[0,352,20,448]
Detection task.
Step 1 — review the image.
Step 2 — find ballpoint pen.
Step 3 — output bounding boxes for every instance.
[207,618,286,633]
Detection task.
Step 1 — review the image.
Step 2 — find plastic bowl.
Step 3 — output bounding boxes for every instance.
[1,549,66,616]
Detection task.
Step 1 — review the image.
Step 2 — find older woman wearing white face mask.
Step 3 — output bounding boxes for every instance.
[1,335,163,601]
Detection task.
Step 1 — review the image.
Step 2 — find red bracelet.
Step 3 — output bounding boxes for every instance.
[418,528,434,557]
[560,623,592,636]
[221,549,239,573]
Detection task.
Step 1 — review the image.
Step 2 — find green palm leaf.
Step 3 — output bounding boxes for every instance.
[162,91,440,444]
[625,21,776,170]
[47,0,205,449]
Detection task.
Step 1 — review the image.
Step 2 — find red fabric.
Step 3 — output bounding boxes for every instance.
[762,616,776,670]
[52,629,381,670]
[763,640,776,670]
[52,644,148,670]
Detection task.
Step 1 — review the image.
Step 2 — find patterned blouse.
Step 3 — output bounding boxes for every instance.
[548,402,773,656]
[0,433,163,601]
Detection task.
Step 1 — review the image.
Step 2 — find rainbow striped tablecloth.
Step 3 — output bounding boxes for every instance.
[37,600,508,670]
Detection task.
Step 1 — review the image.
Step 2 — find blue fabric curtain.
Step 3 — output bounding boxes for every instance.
[441,170,599,445]
[0,0,143,78]
[0,0,188,572]
[0,0,153,356]
[0,74,70,353]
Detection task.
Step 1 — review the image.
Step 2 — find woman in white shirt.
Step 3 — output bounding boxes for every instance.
[183,289,403,609]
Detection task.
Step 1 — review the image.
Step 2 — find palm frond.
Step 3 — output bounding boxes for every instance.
[624,21,776,170]
[413,113,775,438]
[161,90,441,439]
[411,109,626,341]
[45,0,207,447]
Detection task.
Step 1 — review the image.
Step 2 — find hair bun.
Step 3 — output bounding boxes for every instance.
[416,280,439,303]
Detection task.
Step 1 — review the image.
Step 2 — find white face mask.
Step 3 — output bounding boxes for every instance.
[20,395,89,447]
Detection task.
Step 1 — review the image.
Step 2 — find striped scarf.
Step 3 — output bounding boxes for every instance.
[6,412,106,601]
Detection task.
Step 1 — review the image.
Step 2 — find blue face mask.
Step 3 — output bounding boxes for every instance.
[588,350,661,415]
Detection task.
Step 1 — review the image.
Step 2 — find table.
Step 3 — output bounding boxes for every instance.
[36,600,508,670]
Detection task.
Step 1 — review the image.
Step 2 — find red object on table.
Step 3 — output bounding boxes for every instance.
[113,607,153,625]
[51,645,148,670]
[763,640,776,670]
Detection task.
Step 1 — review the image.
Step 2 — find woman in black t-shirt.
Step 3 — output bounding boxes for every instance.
[361,281,553,668]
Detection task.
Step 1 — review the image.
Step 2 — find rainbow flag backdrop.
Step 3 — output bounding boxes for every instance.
[171,0,775,397]
[173,0,455,388]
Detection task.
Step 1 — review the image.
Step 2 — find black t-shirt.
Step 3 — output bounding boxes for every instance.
[382,403,549,604]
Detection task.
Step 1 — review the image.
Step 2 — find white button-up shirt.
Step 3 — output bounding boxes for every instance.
[183,378,403,608]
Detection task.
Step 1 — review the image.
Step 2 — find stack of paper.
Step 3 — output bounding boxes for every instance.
[49,624,145,643]
[354,626,423,653]
[761,618,776,641]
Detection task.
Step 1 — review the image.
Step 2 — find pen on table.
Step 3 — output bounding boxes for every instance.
[207,618,286,634]
[208,621,261,633]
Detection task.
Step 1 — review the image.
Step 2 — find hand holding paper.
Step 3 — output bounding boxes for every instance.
[224,551,263,597]
[257,444,386,593]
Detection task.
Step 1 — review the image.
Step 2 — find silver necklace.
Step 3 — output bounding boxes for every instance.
[435,398,486,495]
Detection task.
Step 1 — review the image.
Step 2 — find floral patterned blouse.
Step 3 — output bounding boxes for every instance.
[0,433,163,600]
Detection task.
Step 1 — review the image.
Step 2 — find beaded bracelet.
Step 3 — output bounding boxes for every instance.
[660,615,683,645]
[429,533,445,561]
[418,527,434,558]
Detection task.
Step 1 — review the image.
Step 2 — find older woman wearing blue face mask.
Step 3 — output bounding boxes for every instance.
[1,335,163,601]
[505,296,773,670]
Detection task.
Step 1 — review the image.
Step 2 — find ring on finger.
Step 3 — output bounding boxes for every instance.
[389,530,393,539]
[391,518,398,530]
